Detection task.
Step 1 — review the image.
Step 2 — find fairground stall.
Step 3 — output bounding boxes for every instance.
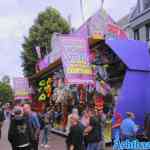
[13,77,32,105]
[29,9,150,138]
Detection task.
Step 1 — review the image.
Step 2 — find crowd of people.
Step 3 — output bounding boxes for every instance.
[0,100,150,150]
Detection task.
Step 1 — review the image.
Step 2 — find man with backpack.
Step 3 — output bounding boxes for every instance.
[8,106,32,150]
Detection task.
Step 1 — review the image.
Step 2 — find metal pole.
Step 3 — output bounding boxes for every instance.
[101,0,104,10]
[80,0,85,21]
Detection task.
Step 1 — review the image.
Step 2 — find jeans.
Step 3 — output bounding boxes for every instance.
[87,143,100,150]
[42,126,49,145]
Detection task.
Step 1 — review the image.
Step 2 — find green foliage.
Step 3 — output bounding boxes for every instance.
[0,79,13,104]
[21,7,70,77]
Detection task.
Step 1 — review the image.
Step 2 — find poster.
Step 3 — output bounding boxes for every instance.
[61,36,93,84]
[13,77,30,100]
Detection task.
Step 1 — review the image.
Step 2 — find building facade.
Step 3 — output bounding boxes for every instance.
[118,0,150,46]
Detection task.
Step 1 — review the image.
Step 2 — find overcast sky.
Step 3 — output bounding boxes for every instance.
[0,0,137,80]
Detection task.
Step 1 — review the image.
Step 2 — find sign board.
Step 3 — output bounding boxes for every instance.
[74,9,127,39]
[38,34,61,70]
[60,36,93,84]
[13,77,30,100]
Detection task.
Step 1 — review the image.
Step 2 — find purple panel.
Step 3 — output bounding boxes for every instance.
[117,70,150,126]
[106,39,150,71]
[72,22,89,38]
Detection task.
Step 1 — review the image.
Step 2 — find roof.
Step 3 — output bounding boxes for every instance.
[29,59,61,80]
[117,15,129,28]
[130,0,150,21]
[106,39,150,71]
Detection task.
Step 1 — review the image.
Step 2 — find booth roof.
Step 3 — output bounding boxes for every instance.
[106,39,150,71]
[29,59,62,81]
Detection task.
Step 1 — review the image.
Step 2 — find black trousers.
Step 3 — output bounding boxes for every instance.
[31,140,39,150]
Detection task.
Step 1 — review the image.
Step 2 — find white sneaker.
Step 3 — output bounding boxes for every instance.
[41,144,44,147]
[44,145,50,148]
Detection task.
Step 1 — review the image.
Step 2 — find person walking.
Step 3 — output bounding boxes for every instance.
[84,109,102,150]
[112,111,122,142]
[8,107,32,150]
[23,104,41,150]
[0,101,5,139]
[41,110,51,148]
[120,112,138,140]
[66,113,85,150]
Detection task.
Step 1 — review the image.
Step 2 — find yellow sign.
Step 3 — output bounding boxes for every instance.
[67,65,92,75]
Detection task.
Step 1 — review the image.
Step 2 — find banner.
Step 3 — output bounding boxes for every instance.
[38,34,61,70]
[13,77,30,100]
[61,36,93,84]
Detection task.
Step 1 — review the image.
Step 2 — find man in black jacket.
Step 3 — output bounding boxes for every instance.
[8,107,33,150]
[66,113,84,150]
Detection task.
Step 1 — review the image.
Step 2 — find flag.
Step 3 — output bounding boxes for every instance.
[35,46,41,59]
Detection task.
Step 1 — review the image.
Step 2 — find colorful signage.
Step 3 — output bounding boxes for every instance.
[60,36,93,84]
[73,9,127,39]
[13,77,30,100]
[37,78,52,101]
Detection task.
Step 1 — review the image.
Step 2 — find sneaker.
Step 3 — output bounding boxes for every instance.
[44,145,50,148]
[41,144,44,147]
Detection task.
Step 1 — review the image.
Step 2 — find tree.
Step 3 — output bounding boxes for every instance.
[21,7,70,77]
[2,75,10,84]
[0,81,13,104]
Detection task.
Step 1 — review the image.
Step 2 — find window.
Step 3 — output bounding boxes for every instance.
[134,29,140,40]
[143,0,150,10]
[146,24,150,41]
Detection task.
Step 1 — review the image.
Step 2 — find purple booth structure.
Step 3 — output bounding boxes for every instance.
[106,39,150,126]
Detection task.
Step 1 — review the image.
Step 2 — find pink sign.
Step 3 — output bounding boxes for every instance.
[13,77,30,100]
[60,36,93,84]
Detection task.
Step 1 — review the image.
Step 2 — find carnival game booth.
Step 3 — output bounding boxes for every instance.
[13,77,32,105]
[29,9,128,136]
[29,8,150,138]
[29,35,94,135]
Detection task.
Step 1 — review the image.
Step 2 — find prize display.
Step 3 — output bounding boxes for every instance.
[38,78,52,101]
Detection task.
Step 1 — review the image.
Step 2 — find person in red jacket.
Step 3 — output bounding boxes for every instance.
[112,111,122,142]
